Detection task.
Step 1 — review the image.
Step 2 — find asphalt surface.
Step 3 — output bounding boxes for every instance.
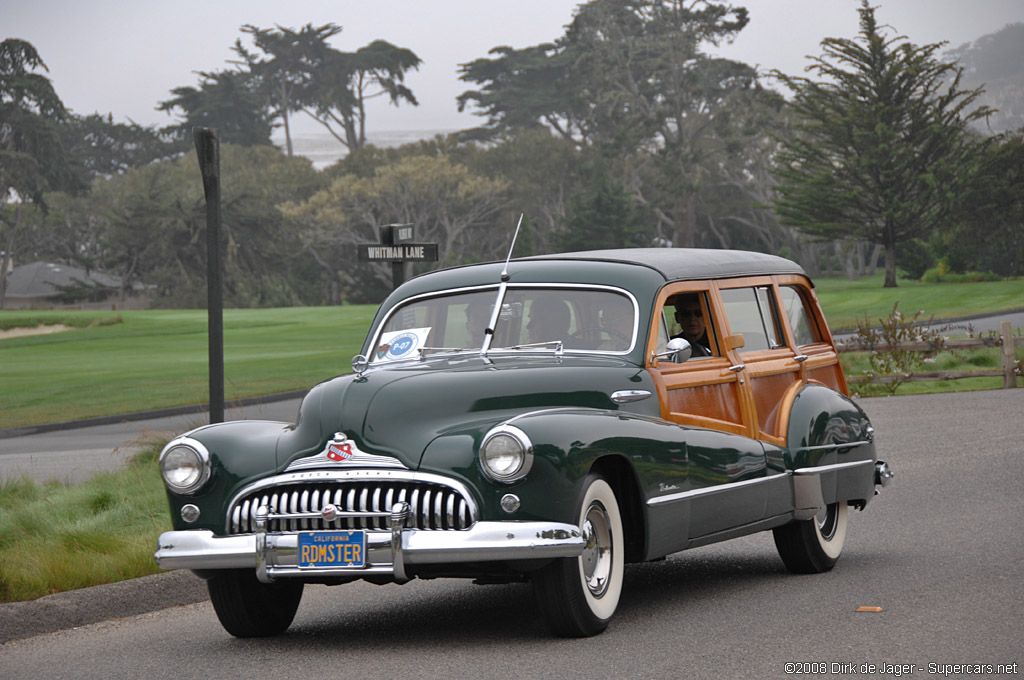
[1,388,1021,654]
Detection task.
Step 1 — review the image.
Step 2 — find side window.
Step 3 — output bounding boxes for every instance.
[719,286,783,352]
[665,291,716,358]
[655,308,670,355]
[779,286,821,346]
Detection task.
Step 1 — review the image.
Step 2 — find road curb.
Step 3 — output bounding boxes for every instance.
[0,570,209,644]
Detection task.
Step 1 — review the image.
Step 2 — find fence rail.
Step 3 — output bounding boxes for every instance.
[838,320,1021,389]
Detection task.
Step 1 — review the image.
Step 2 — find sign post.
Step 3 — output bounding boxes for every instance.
[193,127,224,424]
[357,224,438,290]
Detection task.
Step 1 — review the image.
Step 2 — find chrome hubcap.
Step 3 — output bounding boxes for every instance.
[581,502,613,597]
[815,503,838,541]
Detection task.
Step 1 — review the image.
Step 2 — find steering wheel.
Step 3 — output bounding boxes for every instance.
[567,327,630,349]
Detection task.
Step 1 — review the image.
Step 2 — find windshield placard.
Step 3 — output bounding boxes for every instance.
[375,327,431,362]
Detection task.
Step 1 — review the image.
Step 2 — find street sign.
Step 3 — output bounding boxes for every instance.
[392,224,414,243]
[357,224,439,290]
[357,243,439,262]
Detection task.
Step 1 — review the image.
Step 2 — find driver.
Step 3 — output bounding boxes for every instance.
[597,299,632,350]
[672,294,711,357]
[527,297,571,345]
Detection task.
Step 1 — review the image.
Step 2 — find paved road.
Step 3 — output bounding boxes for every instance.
[1,390,1021,679]
[0,397,302,484]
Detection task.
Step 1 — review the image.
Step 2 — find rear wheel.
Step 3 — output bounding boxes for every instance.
[773,502,849,573]
[207,570,304,637]
[532,473,624,637]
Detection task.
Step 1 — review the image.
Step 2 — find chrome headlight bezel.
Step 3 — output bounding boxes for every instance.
[479,424,534,484]
[159,437,212,495]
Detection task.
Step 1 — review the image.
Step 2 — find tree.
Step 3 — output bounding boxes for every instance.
[0,38,85,306]
[280,154,508,302]
[458,0,761,248]
[943,131,1024,276]
[555,155,654,251]
[234,23,339,157]
[60,112,180,178]
[79,145,324,307]
[158,69,275,147]
[235,23,421,153]
[771,1,991,287]
[946,23,1024,134]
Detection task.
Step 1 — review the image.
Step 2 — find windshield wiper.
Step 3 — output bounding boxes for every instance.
[490,340,564,356]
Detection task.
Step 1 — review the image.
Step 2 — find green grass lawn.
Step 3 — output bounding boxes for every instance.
[813,274,1024,330]
[0,306,376,428]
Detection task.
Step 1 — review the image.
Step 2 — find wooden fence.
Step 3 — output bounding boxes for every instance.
[838,320,1022,389]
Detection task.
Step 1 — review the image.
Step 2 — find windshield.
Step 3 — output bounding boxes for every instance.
[372,286,635,363]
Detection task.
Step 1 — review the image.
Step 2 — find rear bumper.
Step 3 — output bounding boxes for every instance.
[155,506,584,584]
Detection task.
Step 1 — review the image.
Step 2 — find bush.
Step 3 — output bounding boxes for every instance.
[920,266,1001,283]
[897,239,936,280]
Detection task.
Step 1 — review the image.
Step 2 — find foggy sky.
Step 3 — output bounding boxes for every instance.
[5,0,1023,137]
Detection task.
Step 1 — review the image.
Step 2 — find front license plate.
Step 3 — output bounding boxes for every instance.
[298,531,365,568]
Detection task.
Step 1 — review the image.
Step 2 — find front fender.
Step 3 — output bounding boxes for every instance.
[164,420,293,533]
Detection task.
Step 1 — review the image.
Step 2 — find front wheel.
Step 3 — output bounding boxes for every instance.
[207,570,304,637]
[532,473,624,637]
[773,501,849,574]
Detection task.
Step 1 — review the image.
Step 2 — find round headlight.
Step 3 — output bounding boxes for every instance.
[159,438,211,494]
[480,425,533,483]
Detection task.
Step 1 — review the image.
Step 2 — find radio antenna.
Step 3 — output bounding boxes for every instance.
[481,214,523,355]
[500,214,524,282]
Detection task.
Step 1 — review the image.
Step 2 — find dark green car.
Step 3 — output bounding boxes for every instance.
[155,248,891,637]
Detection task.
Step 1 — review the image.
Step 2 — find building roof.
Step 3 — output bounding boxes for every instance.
[4,261,121,298]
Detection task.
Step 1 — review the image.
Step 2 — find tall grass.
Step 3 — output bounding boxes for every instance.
[0,438,170,602]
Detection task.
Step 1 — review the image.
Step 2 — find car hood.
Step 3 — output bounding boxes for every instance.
[279,354,650,470]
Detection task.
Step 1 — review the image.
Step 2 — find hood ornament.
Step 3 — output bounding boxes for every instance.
[285,432,409,471]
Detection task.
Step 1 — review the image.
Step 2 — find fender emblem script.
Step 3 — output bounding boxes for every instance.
[285,432,409,471]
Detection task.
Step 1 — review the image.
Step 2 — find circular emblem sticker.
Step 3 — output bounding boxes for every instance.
[385,332,419,360]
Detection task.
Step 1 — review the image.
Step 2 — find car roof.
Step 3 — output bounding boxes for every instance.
[525,248,809,283]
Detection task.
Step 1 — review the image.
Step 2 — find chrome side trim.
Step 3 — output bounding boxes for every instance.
[793,459,874,475]
[647,472,789,506]
[794,440,872,454]
[154,520,585,578]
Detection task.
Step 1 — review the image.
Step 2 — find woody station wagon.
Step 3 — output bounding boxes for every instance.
[155,248,892,638]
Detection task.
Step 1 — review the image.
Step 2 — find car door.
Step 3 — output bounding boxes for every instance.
[645,283,769,539]
[645,284,754,437]
[716,279,804,446]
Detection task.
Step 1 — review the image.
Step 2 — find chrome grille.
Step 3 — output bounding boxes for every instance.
[229,480,475,534]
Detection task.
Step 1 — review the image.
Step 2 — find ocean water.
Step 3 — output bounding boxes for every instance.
[274,129,456,169]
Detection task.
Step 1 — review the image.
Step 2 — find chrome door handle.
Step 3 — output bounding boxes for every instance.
[728,364,746,372]
[794,354,809,362]
[610,390,652,404]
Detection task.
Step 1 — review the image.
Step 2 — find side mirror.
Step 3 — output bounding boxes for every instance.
[655,337,692,364]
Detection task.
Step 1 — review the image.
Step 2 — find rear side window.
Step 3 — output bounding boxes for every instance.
[719,286,783,352]
[779,286,821,346]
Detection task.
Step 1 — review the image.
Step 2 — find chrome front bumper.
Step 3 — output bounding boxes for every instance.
[155,502,584,584]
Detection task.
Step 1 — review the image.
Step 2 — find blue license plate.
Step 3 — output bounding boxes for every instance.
[298,531,365,568]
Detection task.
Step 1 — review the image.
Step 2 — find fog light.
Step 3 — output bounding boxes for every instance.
[180,504,201,523]
[500,493,521,514]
